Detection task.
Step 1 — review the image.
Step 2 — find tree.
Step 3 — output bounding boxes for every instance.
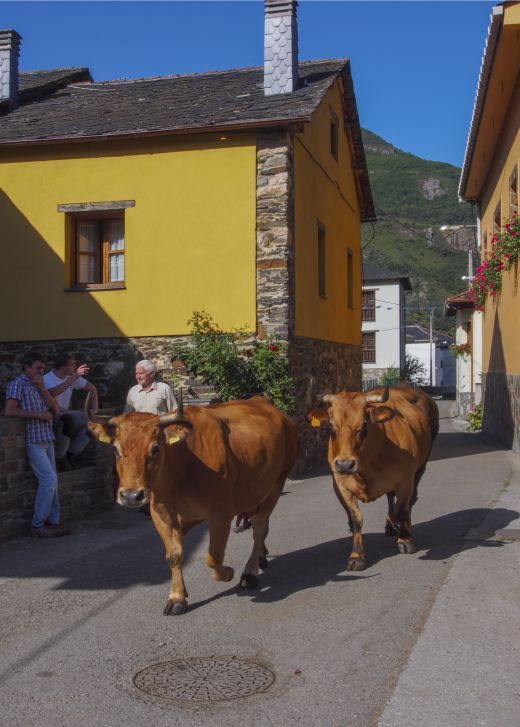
[402,354,427,386]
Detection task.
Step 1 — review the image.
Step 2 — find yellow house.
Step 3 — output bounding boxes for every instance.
[459,1,520,449]
[0,1,374,463]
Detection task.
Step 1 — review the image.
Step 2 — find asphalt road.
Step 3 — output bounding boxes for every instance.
[0,405,515,727]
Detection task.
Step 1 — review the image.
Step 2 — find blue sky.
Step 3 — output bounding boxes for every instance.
[1,1,494,166]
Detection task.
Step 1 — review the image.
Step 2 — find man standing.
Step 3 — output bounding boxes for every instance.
[44,352,99,468]
[125,360,177,414]
[4,351,69,537]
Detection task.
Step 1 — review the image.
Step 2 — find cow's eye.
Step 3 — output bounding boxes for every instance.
[150,443,160,456]
[329,424,338,438]
[358,422,368,439]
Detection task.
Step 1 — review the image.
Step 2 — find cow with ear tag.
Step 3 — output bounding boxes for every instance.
[89,392,298,615]
[307,385,438,571]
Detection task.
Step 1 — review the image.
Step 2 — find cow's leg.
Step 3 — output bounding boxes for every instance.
[151,513,189,615]
[333,478,366,571]
[385,491,399,536]
[240,475,286,589]
[394,487,416,555]
[206,518,234,582]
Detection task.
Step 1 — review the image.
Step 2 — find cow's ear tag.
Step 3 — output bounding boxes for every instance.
[310,415,322,428]
[166,431,182,445]
[99,432,113,444]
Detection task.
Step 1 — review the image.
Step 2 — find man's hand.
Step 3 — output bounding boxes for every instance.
[76,364,90,377]
[32,374,45,390]
[36,410,53,422]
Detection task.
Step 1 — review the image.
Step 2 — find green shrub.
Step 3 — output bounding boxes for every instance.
[466,402,483,432]
[381,366,400,386]
[168,311,295,414]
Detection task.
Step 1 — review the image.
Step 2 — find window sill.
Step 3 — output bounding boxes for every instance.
[65,283,126,292]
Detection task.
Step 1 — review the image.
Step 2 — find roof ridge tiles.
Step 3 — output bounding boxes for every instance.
[82,57,347,87]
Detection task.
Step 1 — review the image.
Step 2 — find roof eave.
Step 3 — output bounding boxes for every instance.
[459,5,504,201]
[0,115,309,149]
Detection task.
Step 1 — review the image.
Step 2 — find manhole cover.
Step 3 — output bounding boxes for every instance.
[133,657,275,702]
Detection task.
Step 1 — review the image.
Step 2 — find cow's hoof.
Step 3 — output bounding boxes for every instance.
[385,522,398,536]
[163,599,188,616]
[346,558,366,572]
[397,541,416,554]
[240,572,258,589]
[217,566,234,582]
[259,555,269,569]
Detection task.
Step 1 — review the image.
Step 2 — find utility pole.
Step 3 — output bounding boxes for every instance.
[429,306,434,387]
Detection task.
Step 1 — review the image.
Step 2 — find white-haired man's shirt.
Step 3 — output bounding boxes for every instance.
[124,381,177,414]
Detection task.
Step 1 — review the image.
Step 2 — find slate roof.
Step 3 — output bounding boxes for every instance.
[405,325,454,346]
[0,59,374,221]
[444,288,475,316]
[362,265,412,291]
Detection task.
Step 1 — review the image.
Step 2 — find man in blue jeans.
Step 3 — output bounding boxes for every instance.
[4,350,70,538]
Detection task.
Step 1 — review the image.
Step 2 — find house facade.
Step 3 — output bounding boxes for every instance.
[405,324,455,393]
[445,290,483,416]
[361,265,411,383]
[459,1,520,449]
[0,1,375,466]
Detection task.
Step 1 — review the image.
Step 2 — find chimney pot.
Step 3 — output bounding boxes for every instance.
[0,29,22,109]
[264,0,298,96]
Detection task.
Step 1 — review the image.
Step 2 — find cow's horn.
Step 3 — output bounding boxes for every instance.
[90,414,118,426]
[321,394,335,403]
[366,386,389,404]
[159,413,180,428]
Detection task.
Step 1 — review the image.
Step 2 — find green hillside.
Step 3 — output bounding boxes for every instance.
[361,129,475,332]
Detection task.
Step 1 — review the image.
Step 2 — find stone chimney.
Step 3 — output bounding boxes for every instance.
[264,0,298,96]
[0,30,21,109]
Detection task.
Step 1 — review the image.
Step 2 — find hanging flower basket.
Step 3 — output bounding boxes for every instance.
[471,217,519,308]
[451,342,471,359]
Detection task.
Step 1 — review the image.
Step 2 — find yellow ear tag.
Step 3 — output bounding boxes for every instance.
[99,432,113,444]
[310,416,321,428]
[167,432,181,445]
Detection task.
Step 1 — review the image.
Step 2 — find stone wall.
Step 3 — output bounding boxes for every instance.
[0,336,192,407]
[0,417,115,541]
[256,130,294,341]
[482,372,520,452]
[289,336,361,472]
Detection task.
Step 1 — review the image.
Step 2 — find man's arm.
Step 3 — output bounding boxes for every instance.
[33,375,60,414]
[84,382,99,414]
[46,364,89,397]
[164,384,178,412]
[4,398,53,422]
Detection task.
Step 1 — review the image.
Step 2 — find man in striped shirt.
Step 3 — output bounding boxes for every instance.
[4,351,70,538]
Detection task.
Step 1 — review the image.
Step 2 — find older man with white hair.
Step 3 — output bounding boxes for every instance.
[125,360,177,414]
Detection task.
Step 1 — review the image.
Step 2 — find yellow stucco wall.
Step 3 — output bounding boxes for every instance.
[1,134,256,341]
[479,75,520,374]
[293,80,362,345]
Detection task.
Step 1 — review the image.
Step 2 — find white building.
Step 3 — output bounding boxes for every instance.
[444,290,483,415]
[405,325,456,391]
[361,266,411,383]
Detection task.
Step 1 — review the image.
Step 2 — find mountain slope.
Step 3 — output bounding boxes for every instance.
[361,129,475,331]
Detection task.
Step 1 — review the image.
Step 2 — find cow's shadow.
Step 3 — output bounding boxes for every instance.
[189,505,518,610]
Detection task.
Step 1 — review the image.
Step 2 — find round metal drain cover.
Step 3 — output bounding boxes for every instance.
[134,657,274,701]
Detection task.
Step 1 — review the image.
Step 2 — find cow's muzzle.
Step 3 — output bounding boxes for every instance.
[334,458,358,475]
[119,488,148,508]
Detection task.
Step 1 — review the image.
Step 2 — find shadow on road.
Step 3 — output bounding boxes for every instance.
[429,431,507,461]
[189,505,517,609]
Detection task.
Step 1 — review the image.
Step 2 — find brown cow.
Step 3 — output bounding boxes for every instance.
[307,385,438,570]
[89,395,298,615]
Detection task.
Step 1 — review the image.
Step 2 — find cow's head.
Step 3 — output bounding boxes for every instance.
[88,410,192,508]
[307,387,394,476]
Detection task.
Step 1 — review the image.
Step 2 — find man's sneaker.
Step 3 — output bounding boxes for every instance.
[30,525,62,538]
[45,522,71,536]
